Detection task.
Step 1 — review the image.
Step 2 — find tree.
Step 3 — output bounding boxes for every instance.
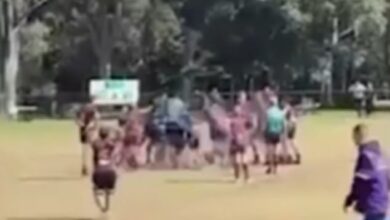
[19,20,50,88]
[205,0,300,81]
[279,0,387,104]
[0,0,55,118]
[42,0,182,96]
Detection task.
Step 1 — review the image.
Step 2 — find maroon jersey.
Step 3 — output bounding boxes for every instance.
[230,114,250,147]
[77,104,98,127]
[91,139,116,169]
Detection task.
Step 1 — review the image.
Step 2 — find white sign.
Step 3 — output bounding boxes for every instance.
[89,79,140,105]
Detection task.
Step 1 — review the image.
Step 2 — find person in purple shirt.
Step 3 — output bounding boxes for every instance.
[344,124,390,220]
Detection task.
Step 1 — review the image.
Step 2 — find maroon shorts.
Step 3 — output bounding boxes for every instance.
[230,140,246,155]
[264,132,281,145]
[92,167,117,190]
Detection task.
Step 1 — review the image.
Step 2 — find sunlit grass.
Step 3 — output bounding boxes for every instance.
[0,111,388,220]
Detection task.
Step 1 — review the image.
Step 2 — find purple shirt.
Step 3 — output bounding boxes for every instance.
[345,141,390,214]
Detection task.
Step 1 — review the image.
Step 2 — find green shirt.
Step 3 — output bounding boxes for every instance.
[266,106,285,134]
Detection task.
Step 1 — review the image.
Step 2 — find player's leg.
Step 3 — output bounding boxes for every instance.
[92,168,117,212]
[240,150,250,182]
[188,134,202,168]
[264,132,274,174]
[272,134,282,174]
[80,127,89,176]
[250,133,260,165]
[358,98,364,117]
[279,133,290,165]
[230,147,240,181]
[81,146,88,175]
[265,146,274,174]
[290,138,301,164]
[287,127,301,164]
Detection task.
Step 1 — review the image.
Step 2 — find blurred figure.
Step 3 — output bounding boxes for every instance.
[120,105,146,170]
[349,80,367,117]
[230,105,252,183]
[237,91,260,164]
[365,82,375,116]
[264,97,285,175]
[382,82,390,99]
[210,87,225,107]
[264,86,277,106]
[344,124,390,220]
[281,98,301,165]
[144,93,168,165]
[76,101,100,176]
[91,127,117,212]
[161,91,194,168]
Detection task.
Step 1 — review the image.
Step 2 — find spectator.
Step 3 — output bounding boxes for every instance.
[349,80,367,117]
[344,124,390,220]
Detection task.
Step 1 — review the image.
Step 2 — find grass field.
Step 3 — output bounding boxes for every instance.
[0,111,389,220]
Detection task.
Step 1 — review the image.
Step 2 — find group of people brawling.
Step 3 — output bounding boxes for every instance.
[204,87,301,182]
[75,87,301,192]
[74,86,390,220]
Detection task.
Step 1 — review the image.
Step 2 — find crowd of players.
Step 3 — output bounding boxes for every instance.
[75,87,301,193]
[74,85,390,220]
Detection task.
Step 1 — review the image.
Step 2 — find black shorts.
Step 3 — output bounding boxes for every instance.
[287,127,296,139]
[145,122,161,141]
[79,127,88,144]
[165,122,187,151]
[265,132,281,145]
[92,167,117,190]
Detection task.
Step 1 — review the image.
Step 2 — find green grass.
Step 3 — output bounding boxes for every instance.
[0,111,389,220]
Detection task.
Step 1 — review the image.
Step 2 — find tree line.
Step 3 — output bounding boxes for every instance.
[0,0,389,116]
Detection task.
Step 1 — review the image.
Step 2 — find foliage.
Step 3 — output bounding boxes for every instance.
[1,0,390,99]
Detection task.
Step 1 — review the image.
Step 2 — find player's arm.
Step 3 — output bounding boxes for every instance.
[139,106,153,115]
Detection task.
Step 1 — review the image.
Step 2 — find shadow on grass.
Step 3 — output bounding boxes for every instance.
[8,218,97,220]
[166,178,234,185]
[18,176,83,182]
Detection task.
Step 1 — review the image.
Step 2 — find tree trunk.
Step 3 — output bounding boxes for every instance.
[384,17,390,76]
[4,27,19,119]
[325,17,338,106]
[3,0,19,119]
[180,27,200,101]
[0,1,8,115]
